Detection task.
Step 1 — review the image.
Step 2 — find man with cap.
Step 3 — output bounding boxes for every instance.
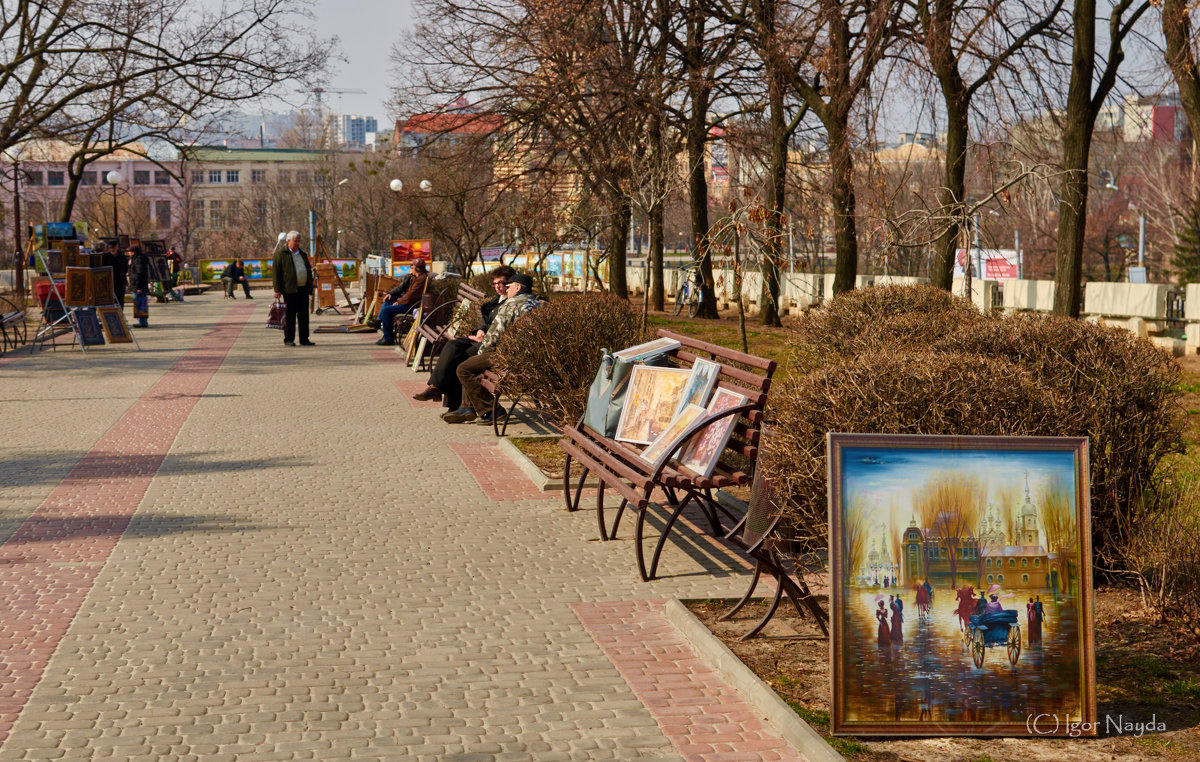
[444,272,540,424]
[375,258,428,346]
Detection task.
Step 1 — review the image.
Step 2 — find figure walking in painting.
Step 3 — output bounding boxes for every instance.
[876,600,891,648]
[1031,596,1047,643]
[924,578,934,605]
[890,595,904,644]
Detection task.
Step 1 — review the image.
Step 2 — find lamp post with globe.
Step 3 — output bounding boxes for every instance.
[106,170,124,236]
[388,178,433,253]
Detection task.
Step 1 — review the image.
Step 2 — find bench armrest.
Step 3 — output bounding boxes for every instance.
[648,402,758,480]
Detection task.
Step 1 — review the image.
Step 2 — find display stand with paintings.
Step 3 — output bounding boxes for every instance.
[31,232,141,353]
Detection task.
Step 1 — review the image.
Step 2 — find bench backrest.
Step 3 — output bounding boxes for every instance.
[655,328,776,477]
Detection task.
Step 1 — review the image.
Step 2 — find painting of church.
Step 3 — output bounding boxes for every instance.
[900,481,1051,591]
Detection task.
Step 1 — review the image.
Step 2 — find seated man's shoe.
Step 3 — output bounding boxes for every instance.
[246,295,254,299]
[299,340,315,346]
[375,337,394,346]
[477,407,507,424]
[443,407,478,424]
[284,340,296,346]
[413,385,442,402]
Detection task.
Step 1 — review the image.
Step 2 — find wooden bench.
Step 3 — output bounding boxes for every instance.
[559,329,776,581]
[413,282,485,372]
[0,296,27,355]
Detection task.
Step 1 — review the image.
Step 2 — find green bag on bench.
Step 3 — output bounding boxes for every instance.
[583,348,670,437]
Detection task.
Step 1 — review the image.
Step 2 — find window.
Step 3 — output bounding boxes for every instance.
[134,170,150,185]
[998,574,1004,583]
[225,170,239,184]
[985,558,992,568]
[81,172,97,186]
[208,170,222,184]
[155,200,171,228]
[1022,558,1028,568]
[190,170,204,184]
[25,171,43,186]
[928,548,937,559]
[1022,574,1029,584]
[1034,558,1041,567]
[252,169,266,184]
[190,199,204,228]
[48,171,64,186]
[295,171,310,185]
[987,574,994,583]
[209,199,223,229]
[1009,558,1016,568]
[277,170,292,183]
[154,171,170,185]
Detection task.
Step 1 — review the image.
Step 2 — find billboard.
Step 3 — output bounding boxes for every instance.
[955,248,1021,280]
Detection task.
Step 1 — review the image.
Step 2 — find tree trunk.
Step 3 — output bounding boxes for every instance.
[686,102,719,318]
[1163,0,1200,189]
[761,45,786,326]
[828,115,858,295]
[608,197,631,298]
[931,84,969,290]
[1053,0,1097,317]
[650,198,664,310]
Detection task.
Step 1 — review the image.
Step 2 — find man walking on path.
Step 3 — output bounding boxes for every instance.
[272,231,315,347]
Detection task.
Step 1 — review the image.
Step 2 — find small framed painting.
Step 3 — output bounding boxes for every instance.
[827,433,1095,737]
[65,267,91,306]
[614,365,691,445]
[74,308,106,346]
[679,388,747,477]
[640,403,707,464]
[614,336,680,361]
[90,266,115,306]
[675,358,721,416]
[97,306,132,343]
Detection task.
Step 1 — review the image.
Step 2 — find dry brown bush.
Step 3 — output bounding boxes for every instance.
[1123,477,1200,641]
[935,313,1184,568]
[787,285,986,374]
[765,349,1064,550]
[493,293,648,428]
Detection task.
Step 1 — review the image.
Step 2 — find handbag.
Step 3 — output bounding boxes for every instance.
[582,348,670,437]
[266,301,286,330]
[132,292,149,319]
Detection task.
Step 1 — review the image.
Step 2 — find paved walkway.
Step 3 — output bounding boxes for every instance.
[0,296,807,761]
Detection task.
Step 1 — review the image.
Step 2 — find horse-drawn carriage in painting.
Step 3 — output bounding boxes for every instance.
[965,610,1021,668]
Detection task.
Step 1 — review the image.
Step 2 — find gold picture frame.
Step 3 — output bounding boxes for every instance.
[97,306,132,343]
[65,267,91,306]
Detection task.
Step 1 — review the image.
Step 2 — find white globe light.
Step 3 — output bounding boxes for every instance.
[278,232,287,242]
[105,170,123,186]
[419,179,432,192]
[389,179,403,192]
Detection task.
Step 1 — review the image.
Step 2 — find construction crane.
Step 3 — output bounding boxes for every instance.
[298,86,367,114]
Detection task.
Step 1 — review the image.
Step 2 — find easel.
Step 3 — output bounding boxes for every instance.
[312,223,354,315]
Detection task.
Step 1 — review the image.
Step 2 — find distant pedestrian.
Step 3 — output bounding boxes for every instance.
[272,231,315,347]
[129,246,151,328]
[101,241,128,307]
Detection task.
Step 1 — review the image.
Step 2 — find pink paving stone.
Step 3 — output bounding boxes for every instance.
[571,599,810,762]
[448,442,545,502]
[0,304,254,752]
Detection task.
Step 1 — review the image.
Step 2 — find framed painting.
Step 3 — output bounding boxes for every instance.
[640,403,706,464]
[675,358,722,416]
[97,306,132,343]
[614,365,691,445]
[150,256,170,281]
[65,267,91,306]
[613,336,680,361]
[89,266,115,306]
[42,250,65,276]
[679,388,747,477]
[74,308,105,346]
[827,433,1094,737]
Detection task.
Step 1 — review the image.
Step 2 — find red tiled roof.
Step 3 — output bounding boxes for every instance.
[397,112,503,136]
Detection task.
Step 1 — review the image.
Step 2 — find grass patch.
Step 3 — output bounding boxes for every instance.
[787,701,829,727]
[509,436,564,477]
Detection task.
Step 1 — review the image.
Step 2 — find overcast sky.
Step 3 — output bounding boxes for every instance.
[306,0,415,128]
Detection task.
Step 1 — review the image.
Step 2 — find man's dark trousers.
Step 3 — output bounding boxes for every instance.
[282,289,311,343]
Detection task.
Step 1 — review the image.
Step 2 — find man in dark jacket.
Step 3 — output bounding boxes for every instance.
[128,246,151,327]
[374,258,428,346]
[272,230,315,347]
[100,241,128,308]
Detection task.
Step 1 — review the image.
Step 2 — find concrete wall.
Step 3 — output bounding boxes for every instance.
[1084,282,1169,320]
[1002,280,1056,312]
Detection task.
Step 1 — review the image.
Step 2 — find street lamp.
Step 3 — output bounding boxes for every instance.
[106,170,123,236]
[389,177,432,242]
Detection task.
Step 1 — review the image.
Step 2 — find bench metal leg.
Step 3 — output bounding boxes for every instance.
[609,498,628,540]
[740,567,789,640]
[643,492,695,582]
[719,559,765,621]
[596,482,608,540]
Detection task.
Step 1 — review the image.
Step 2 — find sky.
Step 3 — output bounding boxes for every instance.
[304,0,415,127]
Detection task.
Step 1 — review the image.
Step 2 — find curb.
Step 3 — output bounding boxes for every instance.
[663,598,845,762]
[497,435,599,493]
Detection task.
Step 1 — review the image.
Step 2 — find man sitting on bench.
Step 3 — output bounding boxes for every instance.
[443,272,539,424]
[374,258,428,346]
[413,265,514,412]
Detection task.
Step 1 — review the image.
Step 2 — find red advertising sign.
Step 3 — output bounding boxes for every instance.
[985,258,1018,279]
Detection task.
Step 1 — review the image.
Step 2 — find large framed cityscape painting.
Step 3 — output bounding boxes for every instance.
[827,433,1094,737]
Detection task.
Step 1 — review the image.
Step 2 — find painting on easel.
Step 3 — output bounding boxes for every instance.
[75,309,105,346]
[66,267,91,306]
[90,267,116,305]
[97,307,132,343]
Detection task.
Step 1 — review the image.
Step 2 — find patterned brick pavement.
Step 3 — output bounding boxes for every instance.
[573,600,807,762]
[0,296,821,761]
[0,304,253,747]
